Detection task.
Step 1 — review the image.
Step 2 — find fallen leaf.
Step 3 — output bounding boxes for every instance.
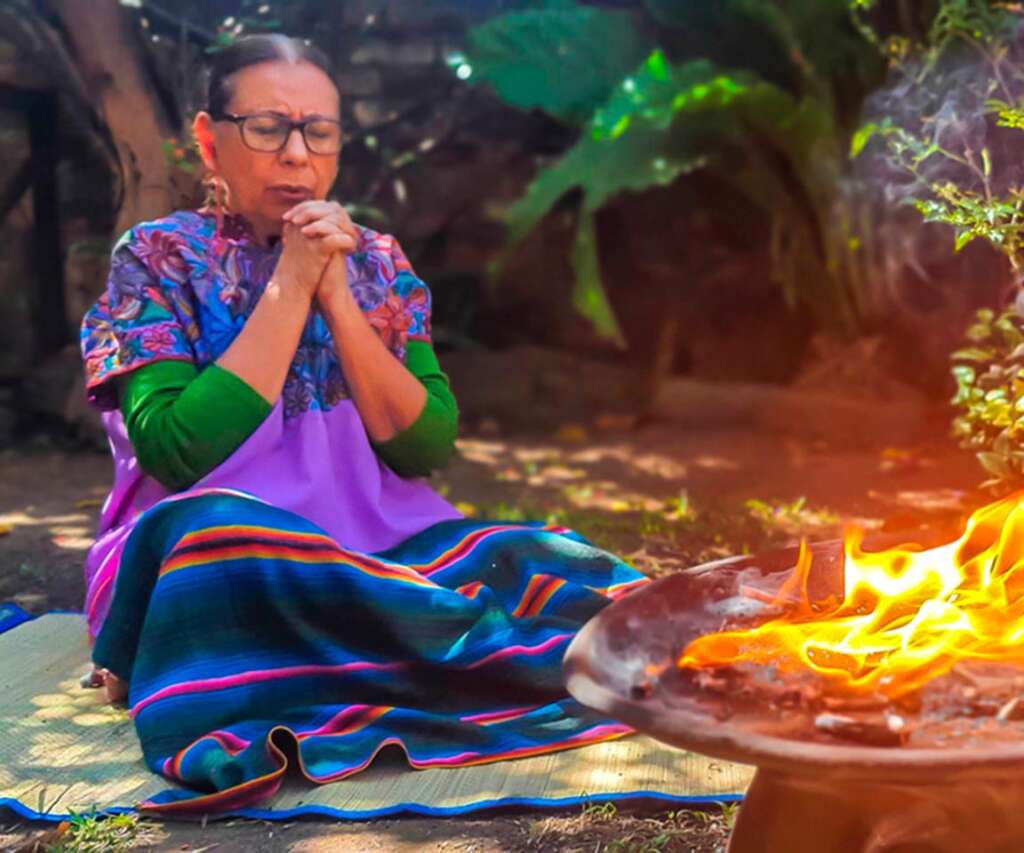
[476,417,501,437]
[0,523,12,537]
[75,498,104,509]
[593,413,637,431]
[554,423,589,443]
[538,465,586,481]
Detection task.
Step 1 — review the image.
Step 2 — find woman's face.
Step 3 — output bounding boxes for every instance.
[194,60,340,239]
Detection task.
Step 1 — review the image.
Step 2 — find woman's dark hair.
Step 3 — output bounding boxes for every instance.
[205,34,338,116]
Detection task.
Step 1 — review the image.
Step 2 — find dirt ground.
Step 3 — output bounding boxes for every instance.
[0,421,987,851]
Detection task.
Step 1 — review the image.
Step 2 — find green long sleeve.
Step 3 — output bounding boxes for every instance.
[119,341,458,490]
[372,341,459,478]
[119,360,272,492]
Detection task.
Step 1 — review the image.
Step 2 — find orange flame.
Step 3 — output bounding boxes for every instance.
[678,493,1024,698]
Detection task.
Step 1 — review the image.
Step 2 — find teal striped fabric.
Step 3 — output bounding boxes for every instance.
[92,491,648,813]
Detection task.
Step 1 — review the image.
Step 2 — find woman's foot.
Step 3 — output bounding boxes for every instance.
[104,670,128,704]
[79,667,104,689]
[85,667,128,704]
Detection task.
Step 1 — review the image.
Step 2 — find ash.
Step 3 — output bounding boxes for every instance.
[675,658,1024,751]
[665,567,1024,750]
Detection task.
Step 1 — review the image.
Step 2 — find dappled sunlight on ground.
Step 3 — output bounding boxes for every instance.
[442,427,987,578]
[865,487,973,513]
[690,454,742,472]
[0,511,96,553]
[568,446,690,480]
[454,438,508,467]
[0,450,109,611]
[22,679,128,734]
[0,619,159,820]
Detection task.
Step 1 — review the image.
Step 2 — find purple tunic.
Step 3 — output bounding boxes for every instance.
[81,211,462,637]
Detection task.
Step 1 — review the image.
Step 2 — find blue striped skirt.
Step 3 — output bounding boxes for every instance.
[92,490,647,812]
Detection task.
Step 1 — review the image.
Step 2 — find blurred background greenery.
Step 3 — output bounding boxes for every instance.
[2,0,1024,487]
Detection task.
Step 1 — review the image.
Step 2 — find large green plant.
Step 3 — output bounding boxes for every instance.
[457,0,883,343]
[853,0,1024,488]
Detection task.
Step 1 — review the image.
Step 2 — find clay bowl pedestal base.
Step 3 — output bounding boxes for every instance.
[729,768,1024,853]
[564,545,1024,853]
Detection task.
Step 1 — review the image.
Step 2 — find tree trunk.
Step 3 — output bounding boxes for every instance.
[49,0,175,235]
[0,0,119,196]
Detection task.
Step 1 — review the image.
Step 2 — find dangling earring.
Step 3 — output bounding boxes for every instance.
[201,173,226,250]
[215,174,231,229]
[204,173,229,250]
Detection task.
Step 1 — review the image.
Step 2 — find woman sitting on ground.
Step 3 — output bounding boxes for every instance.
[80,34,646,812]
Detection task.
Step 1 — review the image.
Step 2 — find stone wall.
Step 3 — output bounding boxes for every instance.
[0,109,35,383]
[0,35,114,446]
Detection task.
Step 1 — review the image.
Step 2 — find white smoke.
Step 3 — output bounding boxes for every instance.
[843,17,1024,317]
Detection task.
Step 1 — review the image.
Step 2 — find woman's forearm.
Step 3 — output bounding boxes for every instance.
[318,265,426,442]
[216,273,312,404]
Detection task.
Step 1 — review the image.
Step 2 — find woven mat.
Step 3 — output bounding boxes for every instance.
[0,611,751,821]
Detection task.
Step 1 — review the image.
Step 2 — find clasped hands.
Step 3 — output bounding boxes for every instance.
[275,200,359,307]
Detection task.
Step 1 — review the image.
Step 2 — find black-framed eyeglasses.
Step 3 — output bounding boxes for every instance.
[212,112,344,155]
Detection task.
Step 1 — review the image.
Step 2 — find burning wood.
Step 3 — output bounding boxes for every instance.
[819,692,889,713]
[645,495,1024,750]
[813,711,908,747]
[676,493,1024,721]
[663,651,1024,749]
[996,696,1024,723]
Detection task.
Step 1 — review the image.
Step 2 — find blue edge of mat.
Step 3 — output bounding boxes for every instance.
[0,602,743,823]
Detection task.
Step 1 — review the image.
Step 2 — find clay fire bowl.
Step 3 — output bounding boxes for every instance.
[563,542,1024,785]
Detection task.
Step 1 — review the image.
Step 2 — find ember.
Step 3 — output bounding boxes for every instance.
[678,493,1024,699]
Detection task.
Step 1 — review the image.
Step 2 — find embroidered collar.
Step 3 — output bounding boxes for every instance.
[197,208,279,249]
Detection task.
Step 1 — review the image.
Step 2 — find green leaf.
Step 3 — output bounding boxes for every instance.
[952,364,977,384]
[955,230,978,252]
[966,323,994,343]
[591,53,724,141]
[504,57,711,243]
[505,55,756,244]
[996,314,1024,348]
[463,4,652,125]
[343,202,390,225]
[571,209,626,346]
[952,424,971,441]
[850,122,879,158]
[951,347,997,362]
[205,31,236,53]
[978,451,1011,478]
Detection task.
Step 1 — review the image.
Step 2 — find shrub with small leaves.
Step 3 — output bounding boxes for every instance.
[854,1,1024,488]
[951,308,1024,489]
